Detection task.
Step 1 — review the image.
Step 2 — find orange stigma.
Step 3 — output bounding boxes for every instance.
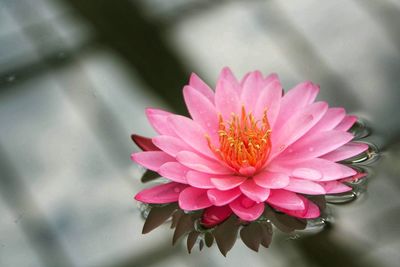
[207,106,272,173]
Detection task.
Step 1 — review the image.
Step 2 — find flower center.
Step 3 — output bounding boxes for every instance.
[207,107,272,173]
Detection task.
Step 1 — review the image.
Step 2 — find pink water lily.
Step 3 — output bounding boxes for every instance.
[132,67,368,222]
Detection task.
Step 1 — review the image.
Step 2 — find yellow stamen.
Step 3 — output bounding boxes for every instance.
[206,107,272,172]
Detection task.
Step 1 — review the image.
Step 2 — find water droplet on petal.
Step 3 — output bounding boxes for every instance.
[208,195,216,203]
[308,147,314,152]
[174,187,181,193]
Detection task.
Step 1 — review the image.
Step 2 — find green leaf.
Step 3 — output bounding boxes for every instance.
[263,205,306,233]
[170,209,183,229]
[172,213,195,245]
[213,216,240,256]
[187,231,200,253]
[199,240,204,251]
[240,222,262,252]
[142,203,178,234]
[204,232,214,248]
[141,170,161,183]
[259,222,273,248]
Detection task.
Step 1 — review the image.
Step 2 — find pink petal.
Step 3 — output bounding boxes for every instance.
[335,115,357,131]
[179,187,213,210]
[301,200,320,218]
[285,178,326,195]
[189,73,215,103]
[266,189,305,210]
[276,197,320,218]
[292,168,322,180]
[229,196,265,221]
[152,135,193,157]
[145,108,177,136]
[240,179,270,202]
[158,162,189,183]
[239,166,256,176]
[186,170,215,189]
[264,72,279,84]
[240,71,263,113]
[306,107,346,135]
[168,114,215,159]
[253,171,290,188]
[131,134,160,151]
[321,142,369,162]
[218,67,241,95]
[254,76,282,127]
[270,102,328,159]
[215,68,242,121]
[274,81,319,129]
[131,151,174,171]
[304,159,356,181]
[207,188,241,206]
[277,130,354,162]
[321,181,352,194]
[215,69,241,120]
[176,151,233,175]
[240,72,251,87]
[210,176,247,190]
[270,158,356,181]
[135,182,187,204]
[201,205,233,228]
[183,85,219,144]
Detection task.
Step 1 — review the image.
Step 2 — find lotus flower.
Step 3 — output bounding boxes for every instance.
[132,67,368,223]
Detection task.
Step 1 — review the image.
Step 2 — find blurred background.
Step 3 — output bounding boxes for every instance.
[1,0,400,266]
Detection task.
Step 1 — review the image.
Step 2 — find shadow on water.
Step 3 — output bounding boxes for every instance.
[64,0,189,115]
[253,1,362,109]
[0,146,73,267]
[295,227,380,267]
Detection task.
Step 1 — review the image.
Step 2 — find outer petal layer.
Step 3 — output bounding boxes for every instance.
[266,190,305,210]
[284,178,326,195]
[152,135,193,157]
[146,108,176,136]
[186,171,215,189]
[253,171,290,188]
[179,187,213,210]
[131,151,174,171]
[240,179,270,202]
[321,142,368,162]
[207,188,241,206]
[158,162,188,183]
[229,196,265,221]
[135,182,187,203]
[270,102,328,159]
[278,130,354,162]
